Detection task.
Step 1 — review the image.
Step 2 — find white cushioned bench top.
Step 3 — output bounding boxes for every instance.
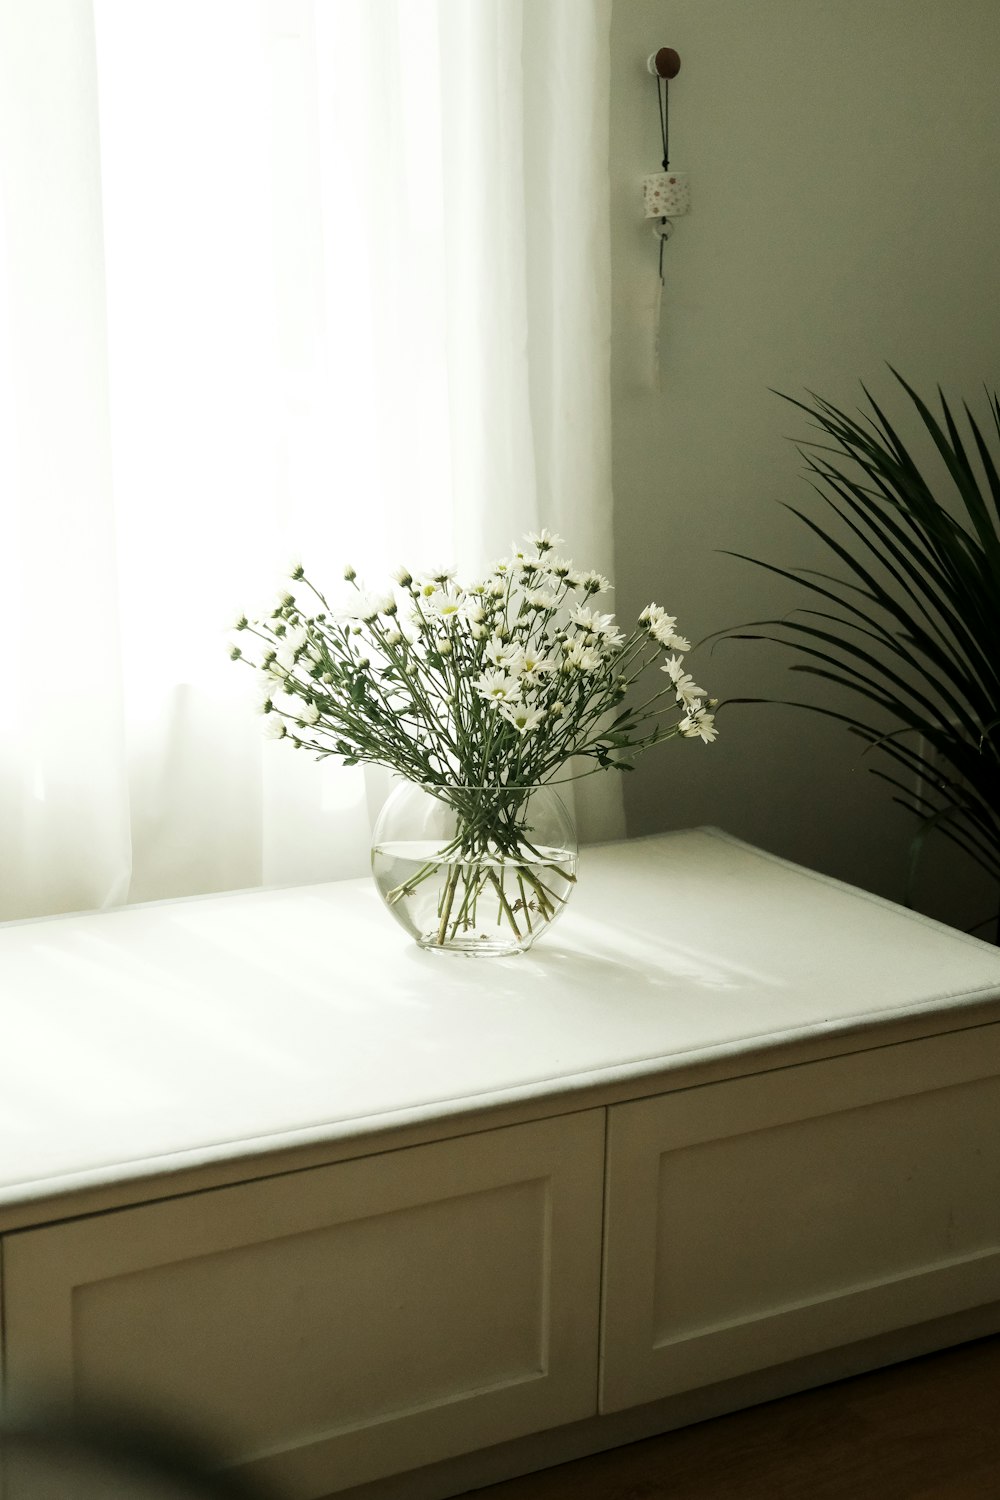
[3,827,1000,1222]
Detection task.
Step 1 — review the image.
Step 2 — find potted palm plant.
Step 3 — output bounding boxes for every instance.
[726,370,1000,934]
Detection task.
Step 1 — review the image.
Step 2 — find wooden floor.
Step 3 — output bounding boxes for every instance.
[469,1335,1000,1500]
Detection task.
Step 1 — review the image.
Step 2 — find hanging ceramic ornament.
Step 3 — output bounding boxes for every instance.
[642,48,688,385]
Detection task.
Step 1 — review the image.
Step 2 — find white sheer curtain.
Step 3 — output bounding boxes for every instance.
[0,0,618,923]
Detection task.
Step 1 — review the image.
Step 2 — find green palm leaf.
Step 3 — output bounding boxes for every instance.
[727,373,1000,909]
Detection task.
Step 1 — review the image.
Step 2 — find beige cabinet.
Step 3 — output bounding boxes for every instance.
[3,1110,605,1498]
[5,835,1000,1498]
[600,1026,1000,1412]
[8,1030,1000,1494]
[6,1031,1000,1497]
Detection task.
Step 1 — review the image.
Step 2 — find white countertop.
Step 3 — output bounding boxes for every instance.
[4,828,1000,1224]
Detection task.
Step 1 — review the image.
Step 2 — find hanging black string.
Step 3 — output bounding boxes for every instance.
[657,73,669,281]
[657,76,670,170]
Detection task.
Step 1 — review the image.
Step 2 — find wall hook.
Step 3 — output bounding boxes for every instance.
[647,48,681,79]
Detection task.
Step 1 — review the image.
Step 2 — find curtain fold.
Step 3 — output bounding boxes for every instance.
[0,0,133,919]
[0,0,618,922]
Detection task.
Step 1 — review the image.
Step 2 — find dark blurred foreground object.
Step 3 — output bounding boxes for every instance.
[0,1408,276,1500]
[725,370,1000,931]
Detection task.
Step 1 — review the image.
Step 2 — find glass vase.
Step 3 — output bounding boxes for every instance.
[370,781,578,956]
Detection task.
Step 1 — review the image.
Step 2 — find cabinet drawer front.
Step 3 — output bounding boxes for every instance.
[601,1026,1000,1411]
[3,1111,604,1496]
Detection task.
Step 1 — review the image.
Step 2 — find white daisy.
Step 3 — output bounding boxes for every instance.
[475,671,520,703]
[648,615,684,647]
[524,590,560,611]
[680,707,718,743]
[356,594,381,624]
[499,702,545,735]
[570,606,620,638]
[428,594,463,623]
[484,637,522,670]
[526,528,564,552]
[518,650,556,682]
[673,673,706,709]
[423,563,456,584]
[564,641,602,672]
[580,570,611,594]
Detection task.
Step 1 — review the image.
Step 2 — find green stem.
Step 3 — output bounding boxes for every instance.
[436,861,463,946]
[516,872,534,934]
[488,868,523,939]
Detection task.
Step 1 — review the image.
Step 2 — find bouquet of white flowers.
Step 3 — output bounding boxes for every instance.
[231,531,716,952]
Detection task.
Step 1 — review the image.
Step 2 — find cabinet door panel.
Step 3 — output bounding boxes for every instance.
[3,1111,604,1496]
[601,1027,1000,1411]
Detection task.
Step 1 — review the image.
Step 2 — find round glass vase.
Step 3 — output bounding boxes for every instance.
[371,781,578,956]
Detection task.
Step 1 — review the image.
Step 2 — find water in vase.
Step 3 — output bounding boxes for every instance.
[371,839,578,955]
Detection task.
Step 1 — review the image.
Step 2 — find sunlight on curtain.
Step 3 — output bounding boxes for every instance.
[0,0,616,921]
[0,1,133,918]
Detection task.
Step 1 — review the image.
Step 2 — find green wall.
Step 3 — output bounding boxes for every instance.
[610,0,1000,931]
